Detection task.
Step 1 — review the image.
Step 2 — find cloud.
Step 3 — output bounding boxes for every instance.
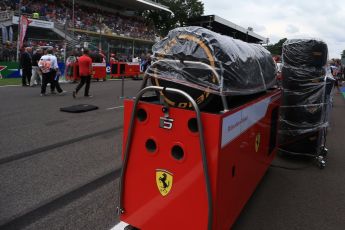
[201,0,345,58]
[285,24,299,34]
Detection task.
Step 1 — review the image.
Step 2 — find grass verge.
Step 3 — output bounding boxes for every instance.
[0,78,21,86]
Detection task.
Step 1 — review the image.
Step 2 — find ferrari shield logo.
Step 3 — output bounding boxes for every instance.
[156,169,173,196]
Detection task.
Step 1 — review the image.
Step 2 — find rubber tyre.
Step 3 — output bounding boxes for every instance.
[282,39,328,68]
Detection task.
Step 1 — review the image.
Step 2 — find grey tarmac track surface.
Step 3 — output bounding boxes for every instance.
[1,80,345,230]
[0,79,137,230]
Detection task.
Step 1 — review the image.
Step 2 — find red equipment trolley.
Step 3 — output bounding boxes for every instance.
[110,62,141,79]
[92,62,107,81]
[118,85,281,230]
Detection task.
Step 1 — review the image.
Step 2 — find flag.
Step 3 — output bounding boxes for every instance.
[9,26,13,43]
[19,15,31,48]
[2,26,8,44]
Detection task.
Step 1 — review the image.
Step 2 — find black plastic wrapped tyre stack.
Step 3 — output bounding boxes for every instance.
[279,39,328,155]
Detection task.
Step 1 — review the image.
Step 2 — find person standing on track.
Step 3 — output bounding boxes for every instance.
[73,48,93,98]
[38,49,65,96]
[30,48,43,86]
[20,47,32,86]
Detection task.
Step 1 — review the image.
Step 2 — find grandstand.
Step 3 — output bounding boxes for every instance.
[0,0,171,62]
[0,0,270,64]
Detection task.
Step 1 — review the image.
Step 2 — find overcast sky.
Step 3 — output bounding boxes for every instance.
[202,0,345,58]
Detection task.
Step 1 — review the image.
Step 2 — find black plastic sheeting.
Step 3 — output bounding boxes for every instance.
[278,39,334,155]
[282,39,328,68]
[148,26,276,96]
[281,65,325,89]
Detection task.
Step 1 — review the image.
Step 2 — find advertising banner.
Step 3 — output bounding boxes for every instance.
[12,16,54,29]
[19,16,31,48]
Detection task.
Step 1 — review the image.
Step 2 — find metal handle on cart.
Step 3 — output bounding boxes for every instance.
[117,86,213,230]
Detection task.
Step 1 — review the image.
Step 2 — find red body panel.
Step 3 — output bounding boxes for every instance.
[121,89,281,230]
[125,63,140,76]
[65,62,106,80]
[110,62,140,78]
[92,63,107,80]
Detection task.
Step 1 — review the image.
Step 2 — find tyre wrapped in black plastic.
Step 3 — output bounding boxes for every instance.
[278,131,320,155]
[279,102,325,131]
[279,81,327,138]
[282,39,328,68]
[282,65,324,90]
[147,26,276,109]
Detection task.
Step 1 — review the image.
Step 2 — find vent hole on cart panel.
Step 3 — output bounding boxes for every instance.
[146,139,157,153]
[188,118,198,133]
[137,108,147,122]
[171,145,184,160]
[232,166,236,177]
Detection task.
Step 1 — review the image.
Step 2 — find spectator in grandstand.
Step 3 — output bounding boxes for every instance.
[32,11,39,19]
[22,0,156,41]
[73,48,93,98]
[5,0,15,10]
[20,47,33,86]
[30,48,43,86]
[38,48,66,96]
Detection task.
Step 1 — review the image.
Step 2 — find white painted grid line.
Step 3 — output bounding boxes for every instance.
[111,221,129,230]
[106,106,124,110]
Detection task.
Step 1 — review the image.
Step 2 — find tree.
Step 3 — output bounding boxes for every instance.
[142,0,204,37]
[266,38,287,56]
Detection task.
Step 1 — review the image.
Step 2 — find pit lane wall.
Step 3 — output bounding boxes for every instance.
[0,62,20,78]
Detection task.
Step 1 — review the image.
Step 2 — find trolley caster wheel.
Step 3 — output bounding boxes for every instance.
[318,160,326,169]
[316,156,326,169]
[321,147,328,157]
[315,155,326,169]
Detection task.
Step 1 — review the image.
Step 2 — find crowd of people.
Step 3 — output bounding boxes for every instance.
[19,45,91,97]
[0,40,65,62]
[20,46,66,97]
[18,43,153,97]
[69,10,156,41]
[27,39,65,61]
[0,0,15,11]
[1,1,16,61]
[329,59,344,87]
[0,42,17,62]
[0,0,157,62]
[17,0,156,41]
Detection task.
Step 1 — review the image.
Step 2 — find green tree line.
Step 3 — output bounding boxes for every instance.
[266,38,287,56]
[142,0,204,37]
